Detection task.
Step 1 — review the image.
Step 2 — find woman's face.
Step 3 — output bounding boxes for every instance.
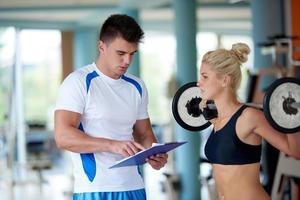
[198,63,224,100]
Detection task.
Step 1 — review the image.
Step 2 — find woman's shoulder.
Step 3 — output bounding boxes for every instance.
[240,105,265,125]
[236,105,266,139]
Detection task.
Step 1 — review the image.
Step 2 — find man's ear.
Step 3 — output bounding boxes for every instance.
[98,40,105,53]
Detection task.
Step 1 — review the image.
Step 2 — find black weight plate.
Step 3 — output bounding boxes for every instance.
[263,77,300,133]
[172,82,211,131]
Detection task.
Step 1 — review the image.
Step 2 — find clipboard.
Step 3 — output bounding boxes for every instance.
[109,141,187,169]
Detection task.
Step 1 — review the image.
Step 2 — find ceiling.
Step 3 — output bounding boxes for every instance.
[0,0,251,34]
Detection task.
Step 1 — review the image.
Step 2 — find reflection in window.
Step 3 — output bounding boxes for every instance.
[140,32,176,125]
[140,32,253,125]
[20,29,61,130]
[0,27,15,126]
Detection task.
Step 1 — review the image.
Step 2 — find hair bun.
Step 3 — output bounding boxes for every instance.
[231,43,250,63]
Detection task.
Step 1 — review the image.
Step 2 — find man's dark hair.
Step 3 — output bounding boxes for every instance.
[99,14,144,44]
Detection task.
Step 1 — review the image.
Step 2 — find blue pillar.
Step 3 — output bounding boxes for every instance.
[251,0,285,194]
[119,8,141,77]
[74,27,98,69]
[173,0,200,200]
[118,7,144,179]
[251,0,285,90]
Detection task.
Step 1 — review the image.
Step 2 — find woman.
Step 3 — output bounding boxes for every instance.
[198,43,300,200]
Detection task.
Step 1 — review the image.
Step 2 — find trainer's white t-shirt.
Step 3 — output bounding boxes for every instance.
[55,63,149,193]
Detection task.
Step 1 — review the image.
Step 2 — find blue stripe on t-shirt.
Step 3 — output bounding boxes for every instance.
[121,75,142,97]
[78,71,99,182]
[137,166,143,177]
[78,123,96,182]
[86,71,99,93]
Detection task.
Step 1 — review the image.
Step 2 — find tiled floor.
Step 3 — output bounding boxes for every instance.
[0,165,73,200]
[0,152,214,200]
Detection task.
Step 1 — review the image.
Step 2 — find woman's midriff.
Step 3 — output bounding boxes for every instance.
[212,163,270,200]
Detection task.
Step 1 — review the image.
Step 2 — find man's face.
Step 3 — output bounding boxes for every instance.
[98,37,138,79]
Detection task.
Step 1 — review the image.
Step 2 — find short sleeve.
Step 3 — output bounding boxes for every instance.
[55,72,86,114]
[137,80,149,120]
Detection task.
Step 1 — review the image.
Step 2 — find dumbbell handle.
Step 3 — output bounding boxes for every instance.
[291,102,300,109]
[206,102,263,109]
[244,103,263,109]
[206,101,299,110]
[207,103,216,109]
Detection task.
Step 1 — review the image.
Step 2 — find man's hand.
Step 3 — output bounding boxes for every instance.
[146,153,168,170]
[112,140,145,157]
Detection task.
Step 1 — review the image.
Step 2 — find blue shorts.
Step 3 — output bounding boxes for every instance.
[73,188,146,200]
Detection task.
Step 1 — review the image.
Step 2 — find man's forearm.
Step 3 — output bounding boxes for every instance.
[55,126,113,153]
[134,130,157,149]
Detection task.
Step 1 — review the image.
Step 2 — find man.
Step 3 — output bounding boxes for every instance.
[54,14,168,200]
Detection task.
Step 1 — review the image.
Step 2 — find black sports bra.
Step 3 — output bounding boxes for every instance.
[205,105,261,165]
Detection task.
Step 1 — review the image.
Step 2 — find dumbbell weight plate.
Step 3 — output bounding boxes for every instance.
[172,82,211,131]
[263,77,300,133]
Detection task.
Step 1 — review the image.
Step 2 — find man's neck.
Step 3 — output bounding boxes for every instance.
[95,58,120,80]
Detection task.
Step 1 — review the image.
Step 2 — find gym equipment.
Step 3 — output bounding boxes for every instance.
[172,82,213,131]
[271,152,300,200]
[172,77,300,133]
[263,77,300,133]
[259,35,300,67]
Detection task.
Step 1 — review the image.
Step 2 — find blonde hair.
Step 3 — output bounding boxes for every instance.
[202,43,250,95]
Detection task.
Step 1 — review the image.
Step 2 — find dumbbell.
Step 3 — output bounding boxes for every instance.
[172,77,300,133]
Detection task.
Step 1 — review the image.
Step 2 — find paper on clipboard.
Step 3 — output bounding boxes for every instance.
[109,141,187,169]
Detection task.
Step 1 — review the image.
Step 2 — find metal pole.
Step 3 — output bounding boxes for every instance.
[14,28,27,180]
